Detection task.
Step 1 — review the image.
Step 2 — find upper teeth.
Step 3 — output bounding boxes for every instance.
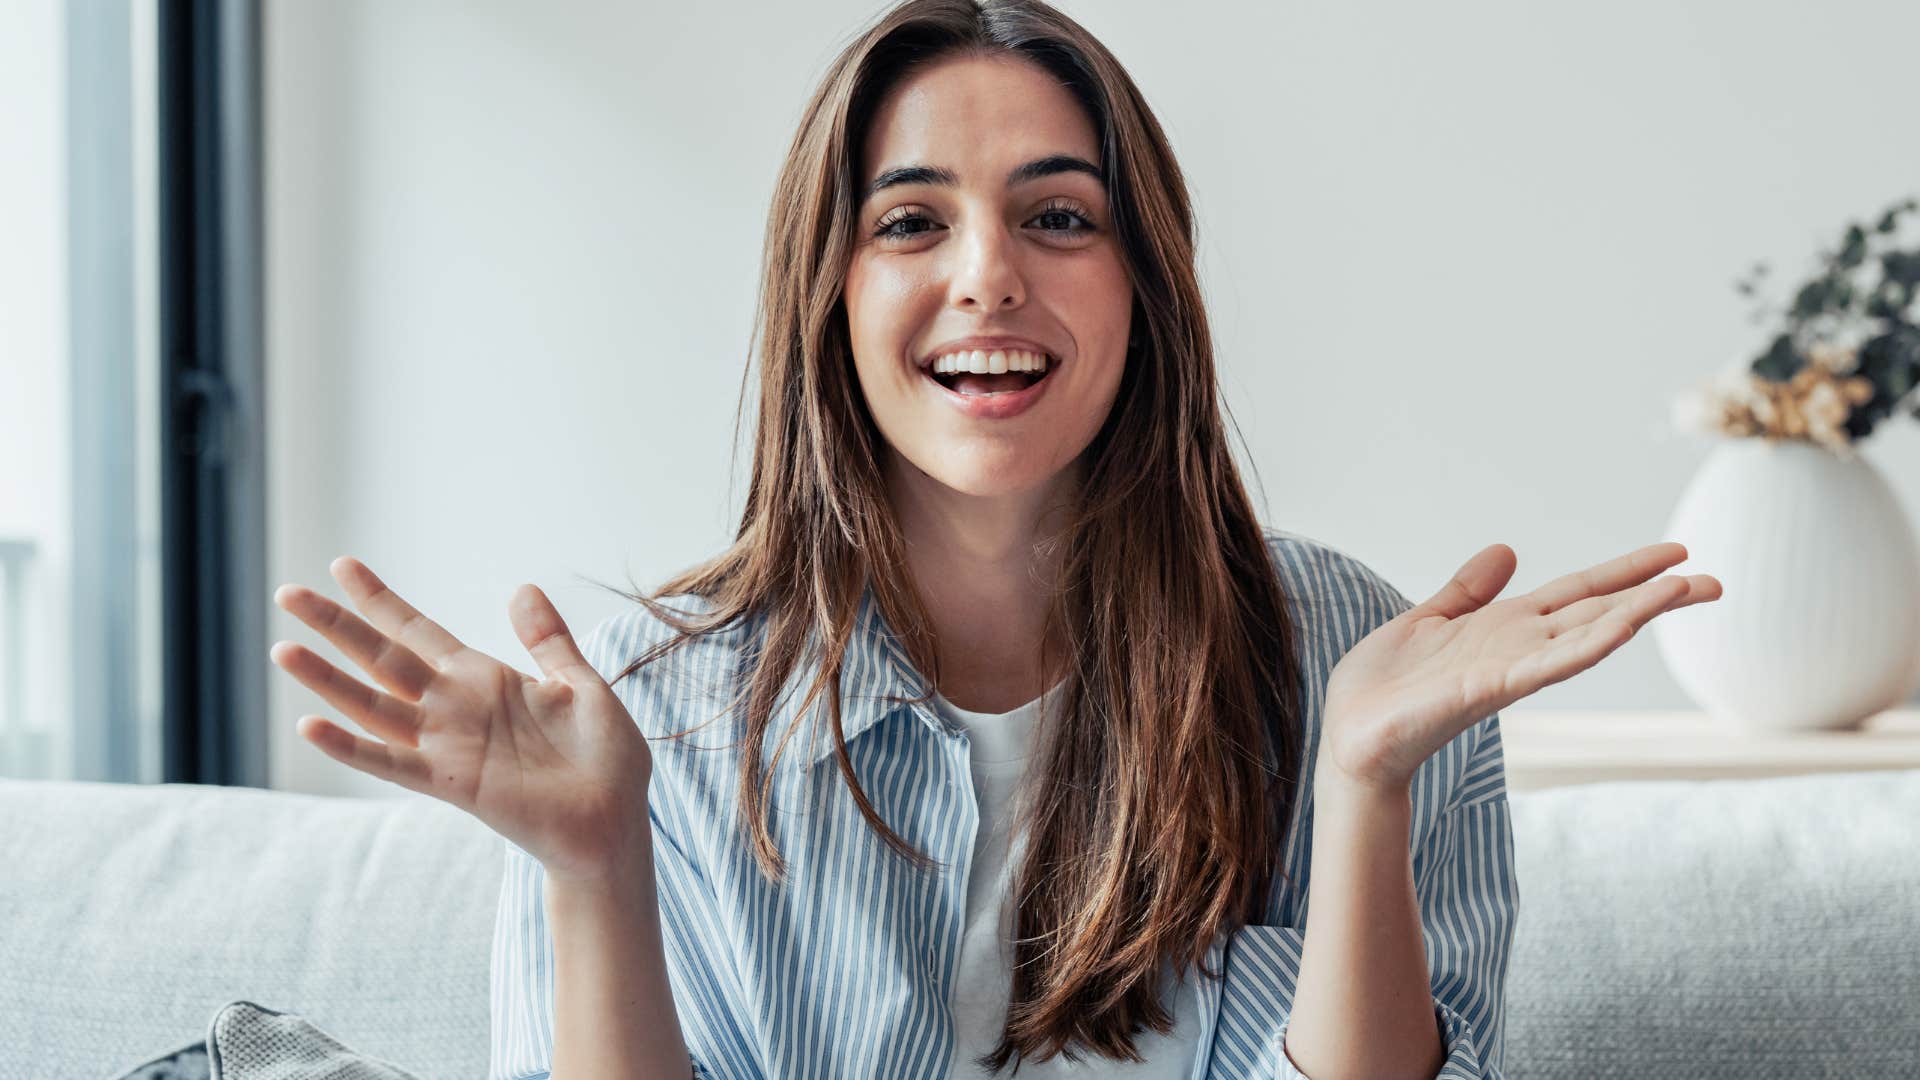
[929,348,1050,375]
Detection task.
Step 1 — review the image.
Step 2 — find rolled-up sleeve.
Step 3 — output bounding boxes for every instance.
[1269,714,1518,1080]
[485,612,755,1080]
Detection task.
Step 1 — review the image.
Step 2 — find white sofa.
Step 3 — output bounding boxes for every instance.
[2,769,1917,1078]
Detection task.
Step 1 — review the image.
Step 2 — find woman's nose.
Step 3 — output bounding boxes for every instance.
[946,225,1025,312]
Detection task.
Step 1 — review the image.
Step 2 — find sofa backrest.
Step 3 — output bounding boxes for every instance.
[0,779,502,1079]
[1504,767,1920,1077]
[3,768,1917,1078]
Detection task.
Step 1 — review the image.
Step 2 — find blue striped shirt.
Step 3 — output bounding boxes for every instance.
[489,527,1517,1079]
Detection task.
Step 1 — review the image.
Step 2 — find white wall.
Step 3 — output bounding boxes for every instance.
[264,0,1920,798]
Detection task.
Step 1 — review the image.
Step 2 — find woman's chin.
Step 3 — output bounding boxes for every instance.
[915,455,1056,500]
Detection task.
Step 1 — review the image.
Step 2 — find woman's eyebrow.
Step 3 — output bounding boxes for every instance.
[861,154,1104,205]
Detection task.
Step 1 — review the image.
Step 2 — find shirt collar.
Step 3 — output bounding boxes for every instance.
[787,580,952,771]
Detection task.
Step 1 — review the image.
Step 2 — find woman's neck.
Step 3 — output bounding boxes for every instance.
[883,450,1078,713]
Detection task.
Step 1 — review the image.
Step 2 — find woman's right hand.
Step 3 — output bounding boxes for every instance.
[269,556,654,885]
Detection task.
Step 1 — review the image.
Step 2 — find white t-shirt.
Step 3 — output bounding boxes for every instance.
[933,680,1203,1079]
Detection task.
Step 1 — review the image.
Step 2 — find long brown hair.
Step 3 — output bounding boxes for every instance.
[601,0,1305,1069]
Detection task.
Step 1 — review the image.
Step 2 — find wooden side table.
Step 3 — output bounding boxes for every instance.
[1498,707,1920,792]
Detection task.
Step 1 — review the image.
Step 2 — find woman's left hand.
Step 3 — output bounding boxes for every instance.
[1318,541,1723,794]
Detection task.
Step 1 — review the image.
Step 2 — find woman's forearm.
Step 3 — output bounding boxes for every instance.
[544,834,693,1080]
[1283,766,1446,1079]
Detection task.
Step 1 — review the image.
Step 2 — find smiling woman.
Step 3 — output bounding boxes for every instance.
[266,1,1553,1078]
[479,1,1521,1078]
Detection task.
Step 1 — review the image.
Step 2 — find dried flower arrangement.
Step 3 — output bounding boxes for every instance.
[1672,195,1920,460]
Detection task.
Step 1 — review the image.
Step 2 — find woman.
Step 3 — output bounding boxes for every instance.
[269,1,1721,1077]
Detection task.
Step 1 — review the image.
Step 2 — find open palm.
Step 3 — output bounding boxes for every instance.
[1319,541,1724,792]
[269,557,653,884]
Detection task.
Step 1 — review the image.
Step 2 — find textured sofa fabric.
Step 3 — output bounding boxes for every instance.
[1504,767,1920,1076]
[1,769,1916,1079]
[0,780,499,1080]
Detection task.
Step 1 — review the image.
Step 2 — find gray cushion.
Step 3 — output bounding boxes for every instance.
[108,1001,422,1080]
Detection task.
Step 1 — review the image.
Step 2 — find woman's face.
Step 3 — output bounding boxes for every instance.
[844,52,1132,500]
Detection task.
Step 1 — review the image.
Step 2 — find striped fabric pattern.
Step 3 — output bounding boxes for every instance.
[489,527,1517,1079]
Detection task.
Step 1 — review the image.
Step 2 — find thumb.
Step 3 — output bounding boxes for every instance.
[1414,543,1517,621]
[509,584,594,681]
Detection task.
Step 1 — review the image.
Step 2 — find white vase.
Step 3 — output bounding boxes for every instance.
[1652,438,1920,731]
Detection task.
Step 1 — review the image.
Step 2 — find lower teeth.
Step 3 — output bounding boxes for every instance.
[935,373,1044,397]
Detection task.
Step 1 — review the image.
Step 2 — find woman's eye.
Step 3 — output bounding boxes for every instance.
[1031,206,1094,234]
[871,204,1097,245]
[875,213,937,241]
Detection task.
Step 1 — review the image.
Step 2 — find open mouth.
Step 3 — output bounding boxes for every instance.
[923,357,1056,397]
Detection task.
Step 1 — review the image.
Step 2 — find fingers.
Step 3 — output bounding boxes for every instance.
[274,583,439,701]
[509,583,595,682]
[329,556,468,665]
[1530,542,1689,615]
[296,715,436,795]
[1542,571,1721,638]
[271,640,425,748]
[1523,573,1721,689]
